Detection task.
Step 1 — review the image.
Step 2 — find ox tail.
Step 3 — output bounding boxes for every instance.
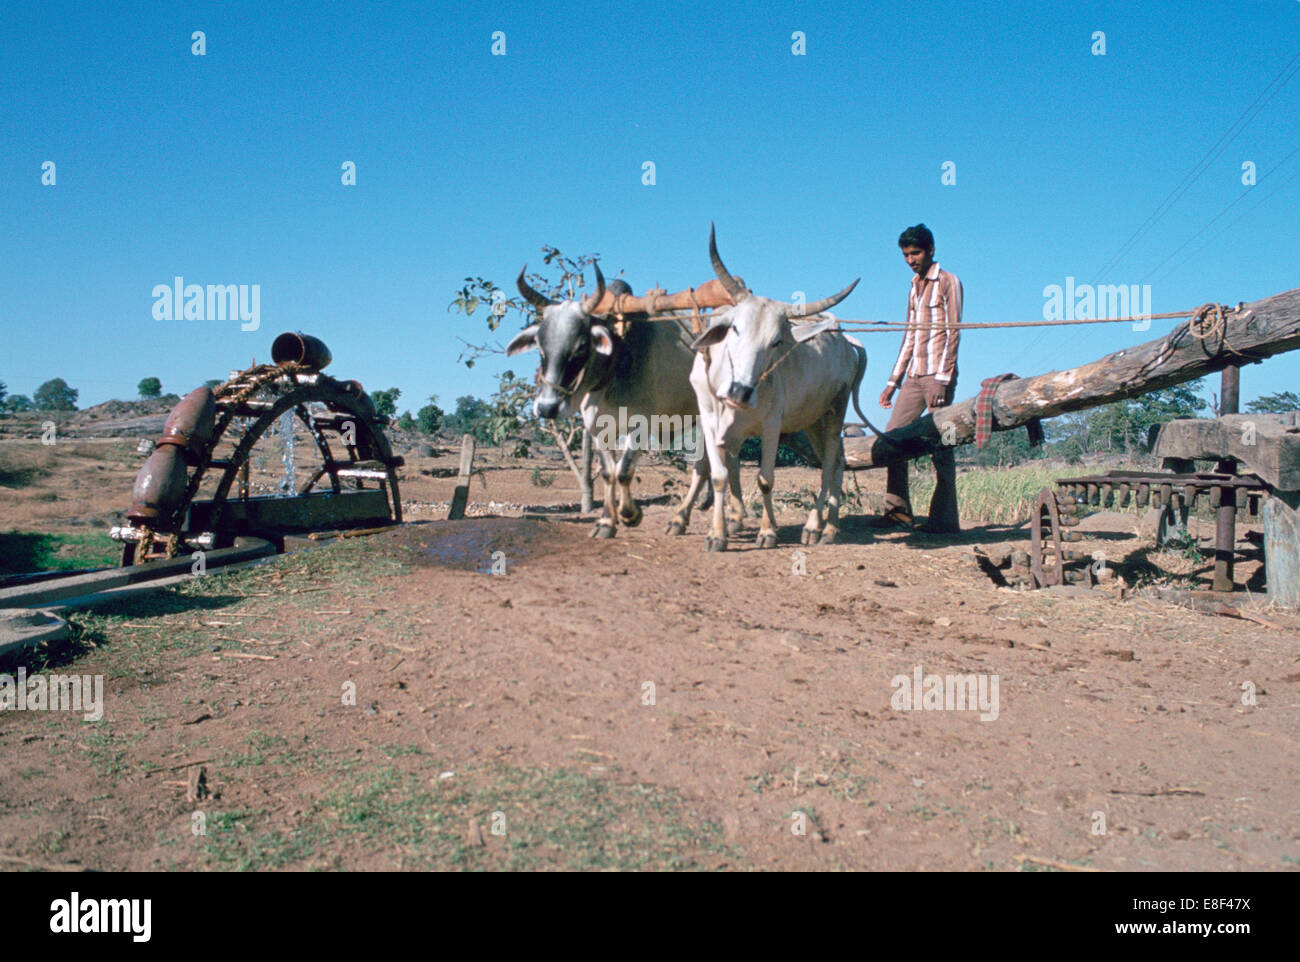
[845,336,886,438]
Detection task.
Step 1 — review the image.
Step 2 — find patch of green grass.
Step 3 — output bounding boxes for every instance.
[378,743,426,759]
[200,761,733,871]
[35,829,70,855]
[62,535,416,664]
[80,728,131,784]
[225,731,302,769]
[0,531,119,575]
[908,462,1075,526]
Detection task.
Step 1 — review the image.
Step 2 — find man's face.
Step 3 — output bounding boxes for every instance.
[901,245,933,277]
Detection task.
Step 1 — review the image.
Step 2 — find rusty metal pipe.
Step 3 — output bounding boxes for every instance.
[158,386,216,463]
[272,332,333,372]
[127,445,189,528]
[338,380,378,418]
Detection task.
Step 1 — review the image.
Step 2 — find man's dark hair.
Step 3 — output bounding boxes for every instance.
[898,223,935,253]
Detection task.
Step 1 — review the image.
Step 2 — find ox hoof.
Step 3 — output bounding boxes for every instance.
[619,512,643,528]
[726,520,745,537]
[706,537,728,552]
[801,527,821,545]
[756,531,778,549]
[820,527,839,545]
[591,524,616,539]
[665,520,686,536]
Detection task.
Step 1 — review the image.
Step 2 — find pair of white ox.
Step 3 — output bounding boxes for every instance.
[508,227,873,551]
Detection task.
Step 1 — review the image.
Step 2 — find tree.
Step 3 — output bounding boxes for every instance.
[1246,390,1300,413]
[204,379,223,390]
[371,387,401,418]
[0,381,7,407]
[487,370,535,452]
[963,428,1043,468]
[395,411,416,432]
[5,395,32,413]
[33,378,78,412]
[448,246,607,366]
[444,395,491,436]
[447,247,609,507]
[1084,381,1208,453]
[138,377,162,399]
[416,395,445,435]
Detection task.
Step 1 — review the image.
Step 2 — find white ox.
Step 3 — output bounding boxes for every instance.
[507,263,746,538]
[690,226,877,551]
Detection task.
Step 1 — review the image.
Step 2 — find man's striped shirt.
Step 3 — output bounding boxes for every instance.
[887,262,962,387]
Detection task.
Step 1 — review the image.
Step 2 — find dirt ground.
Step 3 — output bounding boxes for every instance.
[1,419,1298,871]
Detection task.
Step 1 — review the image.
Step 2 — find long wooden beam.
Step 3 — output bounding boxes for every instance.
[844,286,1300,470]
[585,278,740,315]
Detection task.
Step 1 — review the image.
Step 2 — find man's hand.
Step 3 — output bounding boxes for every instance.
[879,386,895,410]
[925,381,947,409]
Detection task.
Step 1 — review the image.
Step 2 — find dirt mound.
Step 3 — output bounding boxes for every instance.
[79,396,179,420]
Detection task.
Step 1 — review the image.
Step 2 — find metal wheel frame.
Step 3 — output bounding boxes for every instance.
[123,368,400,561]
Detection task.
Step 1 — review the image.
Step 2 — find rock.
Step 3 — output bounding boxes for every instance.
[0,608,68,659]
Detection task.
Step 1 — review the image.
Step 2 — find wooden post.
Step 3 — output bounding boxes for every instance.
[448,434,476,520]
[1221,365,1240,415]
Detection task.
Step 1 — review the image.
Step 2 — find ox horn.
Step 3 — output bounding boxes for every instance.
[517,265,555,310]
[790,277,861,317]
[581,261,606,316]
[708,223,750,304]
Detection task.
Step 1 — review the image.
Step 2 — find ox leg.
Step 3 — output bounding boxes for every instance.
[615,447,642,527]
[726,453,746,535]
[755,422,781,549]
[801,419,829,544]
[591,447,619,538]
[704,442,730,552]
[823,431,846,544]
[668,456,709,535]
[805,408,848,545]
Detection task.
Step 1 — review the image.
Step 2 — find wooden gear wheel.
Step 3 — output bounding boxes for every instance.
[1029,486,1093,589]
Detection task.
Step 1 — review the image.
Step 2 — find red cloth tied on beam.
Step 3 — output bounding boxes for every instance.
[976,374,1044,449]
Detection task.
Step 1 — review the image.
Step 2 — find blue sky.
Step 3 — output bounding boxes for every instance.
[2,0,1297,414]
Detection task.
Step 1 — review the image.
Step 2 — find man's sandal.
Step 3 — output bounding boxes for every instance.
[877,506,915,528]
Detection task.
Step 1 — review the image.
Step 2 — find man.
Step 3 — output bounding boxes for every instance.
[878,223,962,533]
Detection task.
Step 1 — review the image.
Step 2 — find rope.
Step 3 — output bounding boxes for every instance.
[1189,302,1243,358]
[1190,302,1226,340]
[688,288,705,337]
[638,307,1202,331]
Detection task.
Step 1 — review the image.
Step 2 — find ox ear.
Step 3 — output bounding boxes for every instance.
[789,319,838,344]
[590,324,615,356]
[505,324,540,356]
[690,318,731,352]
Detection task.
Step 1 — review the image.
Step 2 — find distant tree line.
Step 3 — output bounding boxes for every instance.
[371,372,535,452]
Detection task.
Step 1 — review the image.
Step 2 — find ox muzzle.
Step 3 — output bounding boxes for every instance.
[725,381,756,408]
